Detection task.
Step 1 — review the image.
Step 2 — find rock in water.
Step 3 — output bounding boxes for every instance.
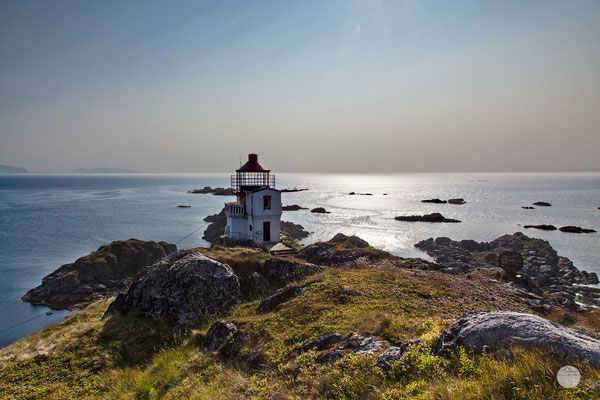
[448,198,466,204]
[22,239,177,309]
[523,224,557,231]
[188,186,234,195]
[105,252,241,324]
[434,311,600,367]
[559,226,596,234]
[282,204,307,211]
[395,213,461,223]
[311,207,331,214]
[421,199,447,204]
[533,202,552,207]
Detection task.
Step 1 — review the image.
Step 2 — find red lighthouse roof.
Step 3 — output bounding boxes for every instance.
[236,153,270,172]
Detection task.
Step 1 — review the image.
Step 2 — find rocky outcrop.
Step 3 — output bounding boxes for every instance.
[311,207,331,214]
[415,233,599,309]
[22,239,177,309]
[105,252,241,324]
[297,233,387,266]
[280,221,310,240]
[188,186,234,195]
[203,209,227,242]
[282,204,307,211]
[559,226,596,234]
[533,202,551,207]
[294,333,384,364]
[256,284,310,314]
[395,213,460,223]
[260,258,323,288]
[434,311,600,367]
[349,192,373,196]
[522,206,535,210]
[523,224,557,231]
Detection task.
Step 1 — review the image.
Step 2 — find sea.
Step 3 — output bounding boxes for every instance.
[1,173,599,347]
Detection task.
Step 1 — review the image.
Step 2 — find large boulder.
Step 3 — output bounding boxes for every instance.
[434,311,600,367]
[105,252,241,324]
[22,239,177,309]
[293,333,384,364]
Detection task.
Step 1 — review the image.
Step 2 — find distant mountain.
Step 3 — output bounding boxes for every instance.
[0,164,28,173]
[72,167,138,174]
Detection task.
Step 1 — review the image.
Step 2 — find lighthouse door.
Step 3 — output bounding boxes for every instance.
[263,221,271,241]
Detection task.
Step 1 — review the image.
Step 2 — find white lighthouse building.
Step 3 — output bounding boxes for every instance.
[224,154,281,243]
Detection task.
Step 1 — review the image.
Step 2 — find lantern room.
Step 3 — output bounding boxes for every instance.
[231,153,276,192]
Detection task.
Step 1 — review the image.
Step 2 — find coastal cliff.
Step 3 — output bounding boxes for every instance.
[3,233,600,399]
[22,239,176,309]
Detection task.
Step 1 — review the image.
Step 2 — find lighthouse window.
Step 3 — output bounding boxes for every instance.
[263,196,271,210]
[249,225,253,231]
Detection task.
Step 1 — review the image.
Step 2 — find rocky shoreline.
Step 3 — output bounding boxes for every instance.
[415,233,599,310]
[22,239,177,309]
[11,230,600,398]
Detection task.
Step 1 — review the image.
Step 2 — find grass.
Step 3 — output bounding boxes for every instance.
[1,259,599,399]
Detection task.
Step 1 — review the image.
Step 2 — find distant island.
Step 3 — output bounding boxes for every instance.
[0,164,28,173]
[72,167,138,173]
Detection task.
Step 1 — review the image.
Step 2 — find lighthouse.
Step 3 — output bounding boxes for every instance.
[224,154,281,243]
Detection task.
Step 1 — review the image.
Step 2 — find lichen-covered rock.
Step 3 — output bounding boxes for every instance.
[295,333,348,354]
[376,339,422,370]
[105,252,241,324]
[206,320,239,351]
[434,311,600,367]
[293,333,385,364]
[22,239,177,309]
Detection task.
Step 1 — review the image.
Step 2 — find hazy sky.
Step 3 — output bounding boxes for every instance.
[1,1,599,173]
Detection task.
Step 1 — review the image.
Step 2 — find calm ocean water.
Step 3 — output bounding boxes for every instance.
[1,173,598,346]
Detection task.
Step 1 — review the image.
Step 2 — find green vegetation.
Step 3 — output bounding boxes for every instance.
[2,261,599,399]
